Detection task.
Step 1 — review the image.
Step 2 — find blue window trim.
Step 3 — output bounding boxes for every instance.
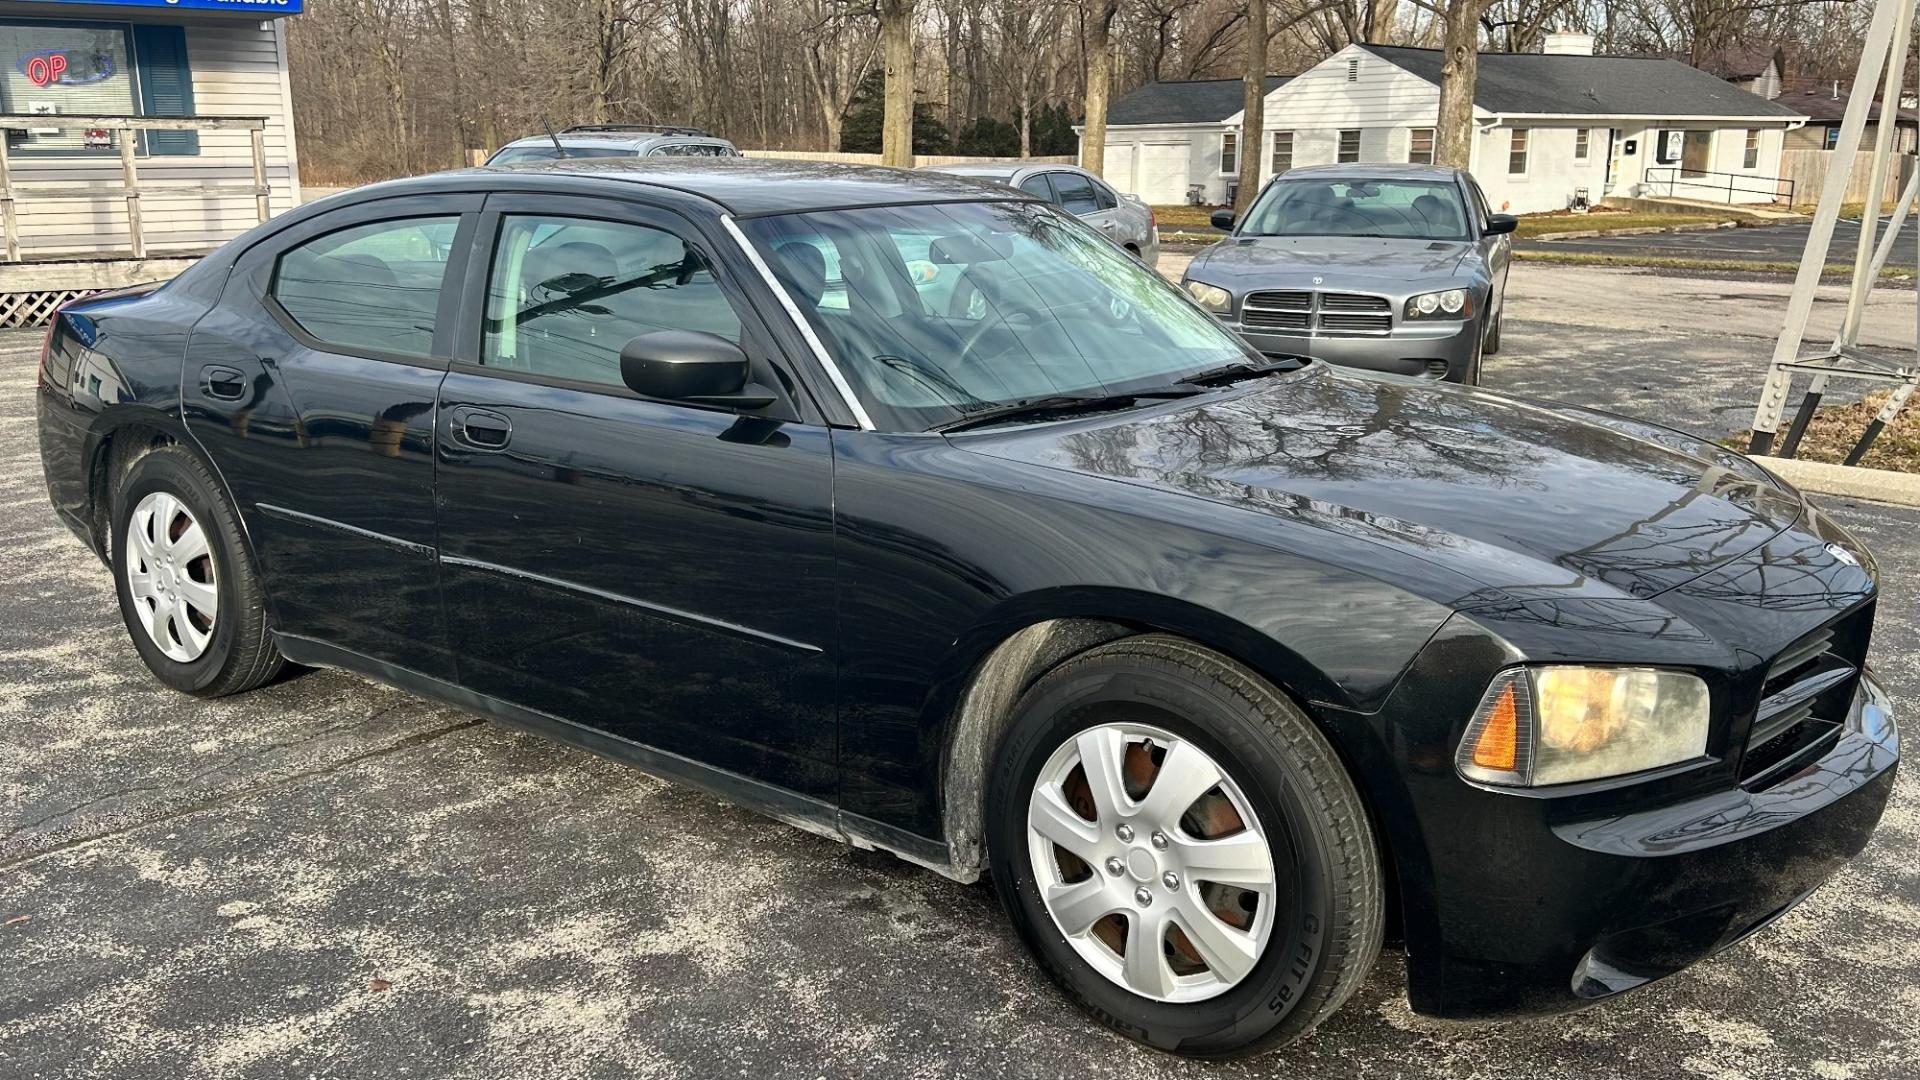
[0,16,196,159]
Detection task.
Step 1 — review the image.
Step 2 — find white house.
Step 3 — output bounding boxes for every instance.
[1084,75,1290,205]
[1094,34,1807,214]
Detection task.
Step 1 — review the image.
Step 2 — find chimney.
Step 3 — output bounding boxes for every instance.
[1542,32,1596,56]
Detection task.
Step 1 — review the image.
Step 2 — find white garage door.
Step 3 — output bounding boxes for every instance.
[1104,143,1137,193]
[1135,143,1189,205]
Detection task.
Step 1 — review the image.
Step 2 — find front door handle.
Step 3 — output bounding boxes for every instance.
[200,365,247,401]
[448,405,512,451]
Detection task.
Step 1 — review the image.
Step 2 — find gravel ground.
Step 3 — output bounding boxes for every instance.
[2,263,1918,1079]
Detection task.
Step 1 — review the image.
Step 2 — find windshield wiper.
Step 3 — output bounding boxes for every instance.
[930,386,1201,434]
[1183,356,1307,387]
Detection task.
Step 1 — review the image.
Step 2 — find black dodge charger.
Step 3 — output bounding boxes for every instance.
[36,158,1898,1057]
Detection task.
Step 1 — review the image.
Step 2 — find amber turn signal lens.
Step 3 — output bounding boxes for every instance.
[1470,681,1521,771]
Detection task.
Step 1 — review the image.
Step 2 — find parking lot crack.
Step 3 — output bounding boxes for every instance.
[0,716,485,873]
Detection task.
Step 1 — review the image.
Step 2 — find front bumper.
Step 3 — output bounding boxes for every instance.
[1412,671,1898,1019]
[1229,317,1480,383]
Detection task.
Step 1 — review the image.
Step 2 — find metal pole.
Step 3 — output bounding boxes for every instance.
[1840,0,1916,351]
[1748,0,1902,454]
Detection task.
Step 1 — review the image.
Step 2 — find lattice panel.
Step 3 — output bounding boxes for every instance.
[0,289,100,329]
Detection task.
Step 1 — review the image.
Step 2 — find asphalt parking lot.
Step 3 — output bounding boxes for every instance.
[4,263,1920,1080]
[1526,212,1917,263]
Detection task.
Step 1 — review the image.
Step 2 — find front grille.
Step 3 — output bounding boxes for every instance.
[1240,290,1393,336]
[1739,607,1873,788]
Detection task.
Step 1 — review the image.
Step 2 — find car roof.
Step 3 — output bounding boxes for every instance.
[446,156,1037,216]
[1276,163,1465,182]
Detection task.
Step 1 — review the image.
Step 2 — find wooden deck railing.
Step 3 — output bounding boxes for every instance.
[0,114,271,262]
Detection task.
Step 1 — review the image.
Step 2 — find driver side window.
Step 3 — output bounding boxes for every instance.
[481,214,743,388]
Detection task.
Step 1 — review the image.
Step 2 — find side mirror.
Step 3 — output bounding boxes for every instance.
[1483,213,1519,236]
[620,330,773,409]
[1210,208,1236,231]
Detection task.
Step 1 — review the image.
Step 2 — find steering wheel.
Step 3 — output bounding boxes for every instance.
[947,271,1030,365]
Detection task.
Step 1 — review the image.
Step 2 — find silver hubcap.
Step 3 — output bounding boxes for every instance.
[1026,722,1277,1003]
[125,491,218,663]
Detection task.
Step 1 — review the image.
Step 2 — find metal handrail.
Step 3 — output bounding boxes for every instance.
[1642,165,1795,205]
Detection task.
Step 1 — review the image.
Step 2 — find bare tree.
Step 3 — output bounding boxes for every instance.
[880,0,916,164]
[1236,0,1267,212]
[1429,0,1488,167]
[1080,0,1121,175]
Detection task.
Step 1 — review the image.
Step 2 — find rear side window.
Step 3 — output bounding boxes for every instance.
[481,214,744,388]
[1091,180,1118,211]
[1050,172,1101,215]
[1018,173,1055,200]
[272,217,460,358]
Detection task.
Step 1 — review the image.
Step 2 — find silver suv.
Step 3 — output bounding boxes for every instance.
[919,162,1159,265]
[487,124,739,165]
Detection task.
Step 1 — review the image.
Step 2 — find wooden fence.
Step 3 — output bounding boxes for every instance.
[1780,148,1917,209]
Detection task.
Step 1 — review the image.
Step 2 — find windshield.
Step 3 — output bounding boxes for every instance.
[488,145,632,164]
[742,201,1257,432]
[1240,177,1470,241]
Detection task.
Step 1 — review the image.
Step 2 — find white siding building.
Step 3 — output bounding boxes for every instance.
[1093,35,1807,215]
[0,0,302,263]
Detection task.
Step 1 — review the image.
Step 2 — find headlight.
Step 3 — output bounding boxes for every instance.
[1457,667,1710,787]
[1185,280,1231,313]
[1405,288,1472,319]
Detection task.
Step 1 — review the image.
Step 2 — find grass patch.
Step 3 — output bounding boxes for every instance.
[1515,211,1738,238]
[1513,248,1909,279]
[1152,205,1224,230]
[1732,389,1920,473]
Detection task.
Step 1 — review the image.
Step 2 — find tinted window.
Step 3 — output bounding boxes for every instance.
[1050,171,1100,215]
[1091,180,1118,211]
[272,216,459,358]
[482,214,743,388]
[1018,173,1055,200]
[649,142,736,157]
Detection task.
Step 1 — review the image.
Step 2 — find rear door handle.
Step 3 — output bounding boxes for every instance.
[448,405,512,451]
[200,365,247,401]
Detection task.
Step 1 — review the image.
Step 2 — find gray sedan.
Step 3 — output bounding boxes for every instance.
[1181,164,1514,384]
[919,162,1159,265]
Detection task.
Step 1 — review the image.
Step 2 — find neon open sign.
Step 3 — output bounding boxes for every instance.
[18,48,117,88]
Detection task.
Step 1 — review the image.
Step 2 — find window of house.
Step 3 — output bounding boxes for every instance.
[1574,128,1590,160]
[483,215,742,388]
[0,22,197,156]
[1338,129,1361,163]
[1271,131,1294,175]
[1221,132,1237,175]
[1408,128,1435,165]
[1824,127,1840,150]
[273,217,462,359]
[1508,128,1530,175]
[1744,129,1760,169]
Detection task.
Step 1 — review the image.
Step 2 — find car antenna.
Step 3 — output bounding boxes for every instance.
[542,116,570,158]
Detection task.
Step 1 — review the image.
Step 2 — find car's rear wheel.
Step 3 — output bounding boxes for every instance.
[986,635,1382,1058]
[111,444,283,697]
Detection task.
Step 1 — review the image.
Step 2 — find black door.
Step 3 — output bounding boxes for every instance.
[184,194,481,679]
[433,193,839,801]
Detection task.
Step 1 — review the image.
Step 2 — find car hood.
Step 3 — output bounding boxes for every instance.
[1189,234,1474,287]
[959,366,1805,602]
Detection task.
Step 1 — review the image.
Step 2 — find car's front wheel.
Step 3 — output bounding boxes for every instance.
[111,444,283,697]
[986,635,1382,1058]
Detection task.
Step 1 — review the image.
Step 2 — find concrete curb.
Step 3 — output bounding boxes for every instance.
[1757,455,1920,507]
[1537,221,1737,242]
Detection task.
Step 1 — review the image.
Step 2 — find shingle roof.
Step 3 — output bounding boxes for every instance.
[1107,76,1291,126]
[1775,85,1915,126]
[1357,44,1803,119]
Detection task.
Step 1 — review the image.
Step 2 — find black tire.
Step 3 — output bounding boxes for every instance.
[110,444,283,697]
[985,634,1383,1059]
